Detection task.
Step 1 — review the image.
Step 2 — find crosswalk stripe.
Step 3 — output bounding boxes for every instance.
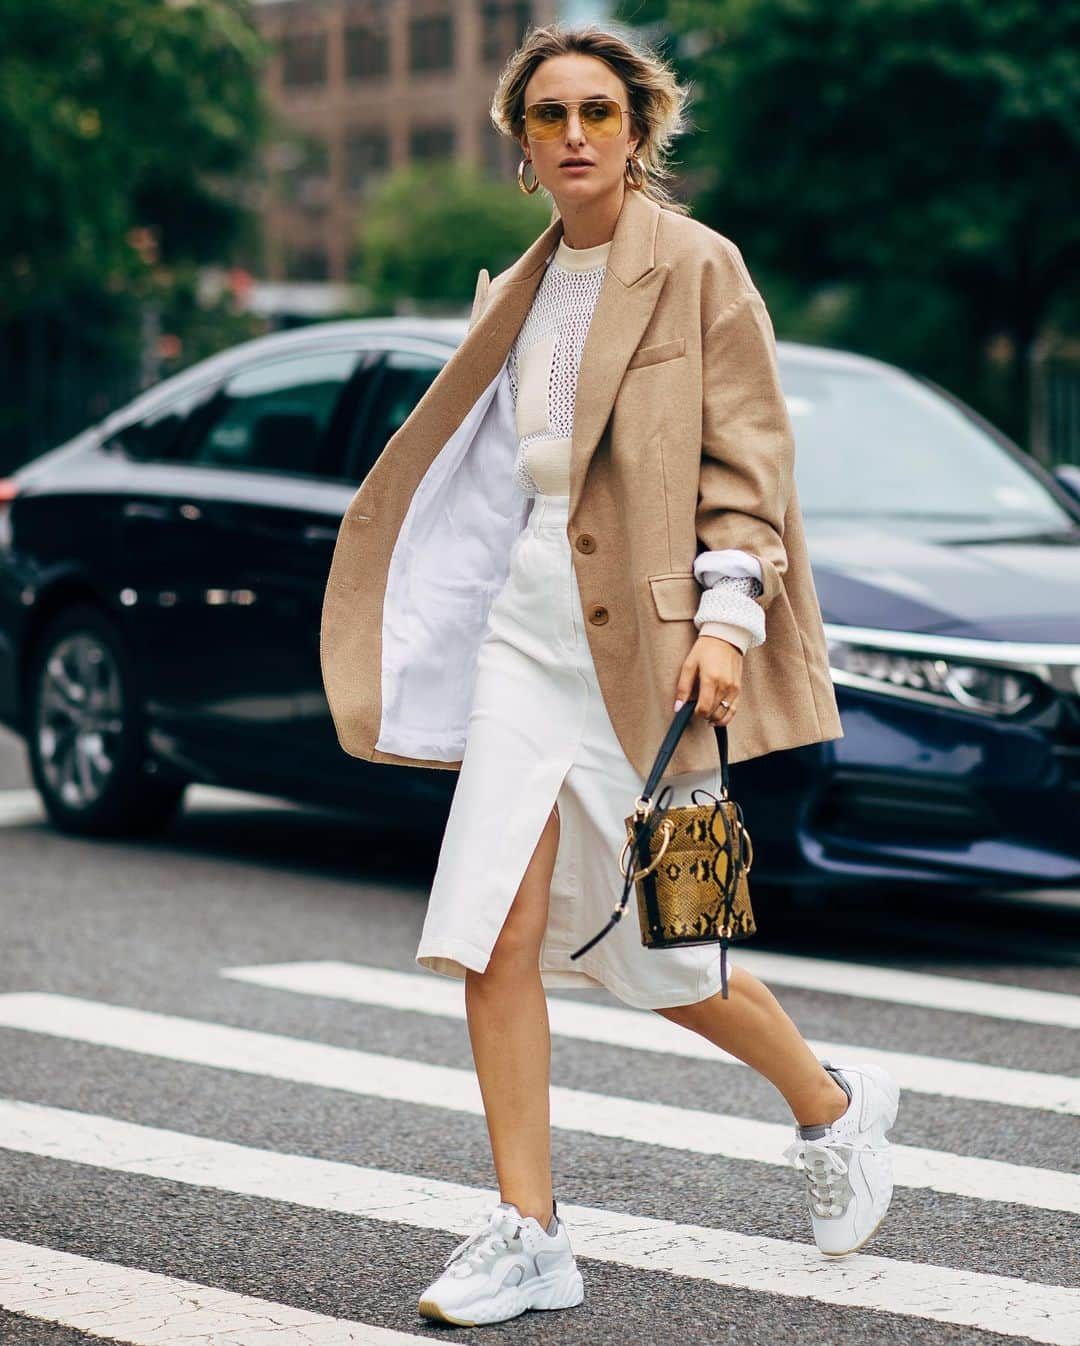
[734,949,1080,1028]
[1,1100,1077,1345]
[222,960,1080,1115]
[1,992,1074,1215]
[0,1236,432,1344]
[0,784,301,826]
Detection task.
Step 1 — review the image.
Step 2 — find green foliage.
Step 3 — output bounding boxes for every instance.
[0,0,271,317]
[356,161,554,314]
[614,0,1080,441]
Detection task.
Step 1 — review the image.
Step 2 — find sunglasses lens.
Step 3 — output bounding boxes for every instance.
[582,99,621,137]
[526,103,568,139]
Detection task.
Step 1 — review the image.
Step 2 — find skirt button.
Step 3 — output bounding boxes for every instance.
[588,604,609,625]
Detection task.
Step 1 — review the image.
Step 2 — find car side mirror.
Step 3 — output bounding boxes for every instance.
[1053,463,1080,508]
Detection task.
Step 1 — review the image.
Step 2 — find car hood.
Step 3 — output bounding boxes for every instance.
[809,523,1080,643]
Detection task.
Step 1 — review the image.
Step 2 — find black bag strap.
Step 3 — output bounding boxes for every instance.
[639,700,729,807]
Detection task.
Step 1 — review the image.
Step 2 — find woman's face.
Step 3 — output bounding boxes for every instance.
[518,53,639,211]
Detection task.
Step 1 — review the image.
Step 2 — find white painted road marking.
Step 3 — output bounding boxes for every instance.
[0,992,1075,1214]
[223,960,1080,1114]
[1,1101,1077,1346]
[735,948,1080,1028]
[0,1236,435,1344]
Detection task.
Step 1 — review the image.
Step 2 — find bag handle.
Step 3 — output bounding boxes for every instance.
[637,700,729,813]
[569,704,728,962]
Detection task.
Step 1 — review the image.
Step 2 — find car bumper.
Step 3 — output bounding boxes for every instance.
[800,686,1080,887]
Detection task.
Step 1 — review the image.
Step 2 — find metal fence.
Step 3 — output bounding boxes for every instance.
[1030,351,1080,470]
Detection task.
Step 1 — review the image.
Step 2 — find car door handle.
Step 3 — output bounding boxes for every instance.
[302,524,340,545]
[122,501,171,521]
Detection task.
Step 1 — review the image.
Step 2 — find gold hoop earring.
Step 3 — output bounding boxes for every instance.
[625,152,646,191]
[517,158,539,195]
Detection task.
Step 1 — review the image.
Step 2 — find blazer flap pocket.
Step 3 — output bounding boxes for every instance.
[649,572,701,621]
[627,337,686,370]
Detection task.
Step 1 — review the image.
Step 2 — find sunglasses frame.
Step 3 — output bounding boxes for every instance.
[523,97,631,141]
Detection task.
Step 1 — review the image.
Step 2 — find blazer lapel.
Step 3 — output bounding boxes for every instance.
[383,190,664,503]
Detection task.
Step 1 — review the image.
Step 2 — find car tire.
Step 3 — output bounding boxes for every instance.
[25,603,186,837]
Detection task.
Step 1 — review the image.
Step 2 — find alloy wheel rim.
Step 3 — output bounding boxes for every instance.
[36,632,126,809]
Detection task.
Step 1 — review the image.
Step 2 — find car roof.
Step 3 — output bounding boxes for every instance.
[99,315,911,437]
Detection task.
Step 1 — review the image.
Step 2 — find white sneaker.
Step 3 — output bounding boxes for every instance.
[783,1061,900,1257]
[418,1199,585,1326]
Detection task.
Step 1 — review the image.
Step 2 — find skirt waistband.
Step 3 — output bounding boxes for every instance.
[526,492,571,532]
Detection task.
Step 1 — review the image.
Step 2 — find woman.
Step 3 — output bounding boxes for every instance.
[320,21,900,1328]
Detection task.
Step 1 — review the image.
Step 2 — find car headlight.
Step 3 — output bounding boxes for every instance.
[826,635,1043,717]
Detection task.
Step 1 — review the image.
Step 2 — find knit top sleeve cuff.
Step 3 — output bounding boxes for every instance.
[694,574,766,650]
[699,621,752,653]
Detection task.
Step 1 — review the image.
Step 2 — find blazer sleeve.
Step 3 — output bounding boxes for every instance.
[696,288,795,612]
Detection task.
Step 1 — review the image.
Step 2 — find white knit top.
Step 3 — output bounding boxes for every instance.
[507,234,766,653]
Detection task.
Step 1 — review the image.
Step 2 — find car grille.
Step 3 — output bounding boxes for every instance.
[810,770,1000,841]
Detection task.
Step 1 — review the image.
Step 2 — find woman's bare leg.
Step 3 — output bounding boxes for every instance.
[654,967,849,1127]
[464,804,560,1227]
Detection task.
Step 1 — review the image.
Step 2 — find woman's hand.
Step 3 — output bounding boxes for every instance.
[674,634,743,728]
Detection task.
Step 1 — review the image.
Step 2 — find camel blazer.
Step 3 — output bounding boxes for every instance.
[319,186,843,778]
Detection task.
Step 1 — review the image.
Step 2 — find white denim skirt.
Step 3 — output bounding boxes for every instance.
[415,491,733,1010]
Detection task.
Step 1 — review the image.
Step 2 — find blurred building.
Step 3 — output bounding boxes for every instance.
[249,0,572,314]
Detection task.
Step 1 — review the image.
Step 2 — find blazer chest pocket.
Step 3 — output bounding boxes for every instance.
[649,572,700,620]
[626,337,686,371]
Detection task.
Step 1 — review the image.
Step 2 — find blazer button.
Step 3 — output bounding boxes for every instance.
[588,604,610,626]
[576,533,597,554]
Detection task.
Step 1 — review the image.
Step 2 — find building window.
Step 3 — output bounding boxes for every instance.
[409,15,454,73]
[346,129,391,196]
[410,125,456,162]
[345,23,389,81]
[278,136,331,211]
[481,121,514,179]
[281,31,328,88]
[481,2,533,65]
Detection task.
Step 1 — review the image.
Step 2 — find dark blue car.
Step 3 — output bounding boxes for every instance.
[0,319,1077,895]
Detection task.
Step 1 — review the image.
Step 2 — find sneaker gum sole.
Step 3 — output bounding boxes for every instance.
[418,1265,584,1326]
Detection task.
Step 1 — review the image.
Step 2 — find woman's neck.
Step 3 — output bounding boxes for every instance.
[557,187,625,250]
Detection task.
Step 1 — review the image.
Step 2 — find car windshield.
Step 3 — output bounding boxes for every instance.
[782,363,1076,541]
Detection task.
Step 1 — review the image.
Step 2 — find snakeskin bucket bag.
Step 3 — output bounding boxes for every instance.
[569,698,756,998]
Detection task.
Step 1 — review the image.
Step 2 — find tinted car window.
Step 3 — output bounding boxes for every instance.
[785,365,1075,539]
[184,350,366,477]
[107,382,217,462]
[347,348,445,479]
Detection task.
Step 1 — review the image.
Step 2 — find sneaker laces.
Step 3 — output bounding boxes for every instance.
[783,1137,854,1219]
[443,1208,521,1277]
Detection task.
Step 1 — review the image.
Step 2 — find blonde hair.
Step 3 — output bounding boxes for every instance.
[489,20,693,217]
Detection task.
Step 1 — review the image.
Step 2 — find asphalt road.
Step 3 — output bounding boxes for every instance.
[0,725,1077,1346]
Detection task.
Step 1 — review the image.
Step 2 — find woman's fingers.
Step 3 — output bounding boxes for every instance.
[675,639,742,721]
[697,637,741,724]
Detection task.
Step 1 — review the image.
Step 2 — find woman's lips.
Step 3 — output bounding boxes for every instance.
[561,163,593,172]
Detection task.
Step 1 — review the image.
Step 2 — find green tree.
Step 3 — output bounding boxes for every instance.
[0,0,271,467]
[0,0,270,316]
[615,0,1080,443]
[356,161,553,314]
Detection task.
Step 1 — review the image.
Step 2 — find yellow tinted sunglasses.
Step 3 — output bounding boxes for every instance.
[524,98,629,141]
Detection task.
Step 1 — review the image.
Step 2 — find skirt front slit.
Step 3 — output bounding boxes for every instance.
[415,491,733,1011]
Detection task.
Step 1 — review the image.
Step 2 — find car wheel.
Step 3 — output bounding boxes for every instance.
[25,604,186,837]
